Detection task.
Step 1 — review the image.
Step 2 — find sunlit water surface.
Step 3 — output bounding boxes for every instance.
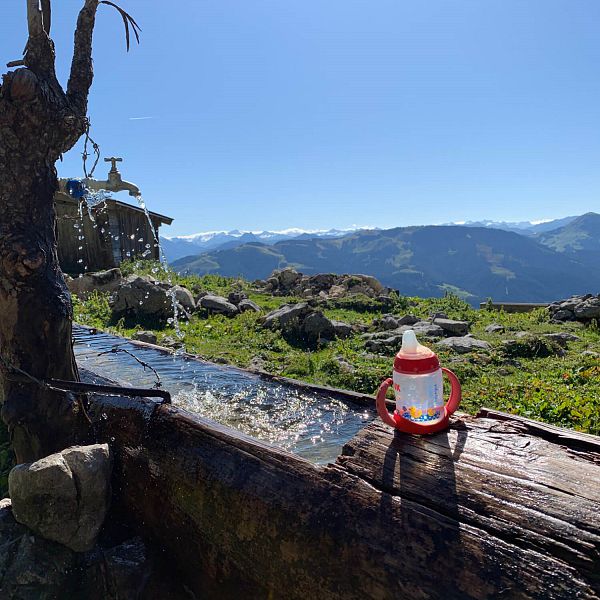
[73,326,373,464]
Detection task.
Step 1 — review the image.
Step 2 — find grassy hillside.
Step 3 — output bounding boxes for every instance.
[173,225,598,304]
[538,212,600,254]
[76,261,600,436]
[2,261,598,498]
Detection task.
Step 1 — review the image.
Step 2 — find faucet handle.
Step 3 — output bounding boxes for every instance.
[104,157,123,173]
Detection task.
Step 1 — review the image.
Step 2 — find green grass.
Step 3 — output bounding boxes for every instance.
[74,261,600,436]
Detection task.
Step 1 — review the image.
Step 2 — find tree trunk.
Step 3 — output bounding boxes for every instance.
[0,2,101,462]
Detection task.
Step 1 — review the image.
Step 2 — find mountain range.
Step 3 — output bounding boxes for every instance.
[169,213,600,305]
[160,228,366,262]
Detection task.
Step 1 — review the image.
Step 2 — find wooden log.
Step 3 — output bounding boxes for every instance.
[82,370,600,600]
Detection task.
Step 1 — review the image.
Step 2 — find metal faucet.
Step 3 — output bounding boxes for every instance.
[82,157,141,197]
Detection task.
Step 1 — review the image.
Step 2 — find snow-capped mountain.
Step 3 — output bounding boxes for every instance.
[445,216,578,235]
[160,227,366,262]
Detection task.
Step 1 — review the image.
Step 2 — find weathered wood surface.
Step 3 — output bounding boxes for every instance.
[83,370,600,599]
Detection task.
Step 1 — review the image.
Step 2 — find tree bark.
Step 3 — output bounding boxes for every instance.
[0,1,100,462]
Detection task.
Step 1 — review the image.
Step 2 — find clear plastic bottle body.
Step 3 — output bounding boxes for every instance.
[392,368,445,424]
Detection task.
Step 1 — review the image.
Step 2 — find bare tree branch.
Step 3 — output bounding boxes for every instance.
[41,0,52,35]
[26,0,43,37]
[24,0,55,73]
[66,0,100,117]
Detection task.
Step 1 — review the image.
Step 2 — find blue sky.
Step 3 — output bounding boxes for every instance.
[2,1,600,236]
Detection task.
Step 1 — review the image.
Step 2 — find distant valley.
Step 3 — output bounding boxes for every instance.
[168,213,600,305]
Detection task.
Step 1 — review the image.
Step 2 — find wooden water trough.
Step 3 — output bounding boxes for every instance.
[479,302,550,313]
[83,369,600,599]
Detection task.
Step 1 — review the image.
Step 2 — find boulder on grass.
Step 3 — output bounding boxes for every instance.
[199,294,239,317]
[302,311,336,342]
[170,285,195,313]
[67,268,123,299]
[238,299,262,313]
[433,318,470,336]
[331,320,353,339]
[133,331,158,344]
[437,336,491,354]
[9,444,112,552]
[111,275,172,321]
[262,302,313,330]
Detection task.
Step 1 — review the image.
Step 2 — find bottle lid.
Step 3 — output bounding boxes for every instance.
[394,330,440,374]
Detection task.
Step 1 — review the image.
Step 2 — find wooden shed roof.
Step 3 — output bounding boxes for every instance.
[55,193,173,226]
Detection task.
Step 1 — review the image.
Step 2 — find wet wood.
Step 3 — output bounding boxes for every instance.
[82,369,600,600]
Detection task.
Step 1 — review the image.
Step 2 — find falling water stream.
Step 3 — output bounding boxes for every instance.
[74,326,374,464]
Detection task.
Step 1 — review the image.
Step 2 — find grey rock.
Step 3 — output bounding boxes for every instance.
[111,275,172,321]
[396,314,419,326]
[375,315,399,330]
[133,330,157,344]
[333,356,356,373]
[276,268,302,288]
[170,285,195,313]
[582,350,600,357]
[331,320,353,339]
[574,299,600,320]
[551,309,576,322]
[430,311,449,320]
[542,332,581,347]
[303,311,336,342]
[228,291,248,305]
[328,284,346,298]
[67,268,123,299]
[485,323,505,334]
[376,295,396,311]
[199,294,239,316]
[265,277,279,290]
[362,329,401,342]
[515,331,530,339]
[437,336,492,354]
[262,302,312,330]
[0,500,154,600]
[502,336,566,357]
[433,318,470,336]
[366,336,401,353]
[9,444,112,552]
[161,335,184,349]
[356,274,384,294]
[238,299,262,313]
[411,321,445,338]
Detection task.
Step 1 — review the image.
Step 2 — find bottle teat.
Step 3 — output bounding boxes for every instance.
[401,330,419,354]
[397,330,436,360]
[395,329,440,373]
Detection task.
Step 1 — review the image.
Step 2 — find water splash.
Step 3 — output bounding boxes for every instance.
[135,194,184,342]
[73,326,373,463]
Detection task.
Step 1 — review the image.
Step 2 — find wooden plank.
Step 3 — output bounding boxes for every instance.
[81,369,600,599]
[479,302,550,313]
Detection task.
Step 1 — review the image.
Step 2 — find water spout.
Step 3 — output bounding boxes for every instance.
[83,157,140,197]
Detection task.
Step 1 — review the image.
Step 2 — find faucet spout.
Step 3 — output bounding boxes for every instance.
[59,156,142,198]
[87,157,141,197]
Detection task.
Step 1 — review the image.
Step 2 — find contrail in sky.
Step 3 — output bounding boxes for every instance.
[129,116,155,120]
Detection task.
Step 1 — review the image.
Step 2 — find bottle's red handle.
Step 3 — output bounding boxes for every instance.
[376,369,461,433]
[375,378,397,428]
[441,367,461,416]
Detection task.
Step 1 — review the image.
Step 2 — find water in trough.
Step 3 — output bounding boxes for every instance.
[73,326,374,464]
